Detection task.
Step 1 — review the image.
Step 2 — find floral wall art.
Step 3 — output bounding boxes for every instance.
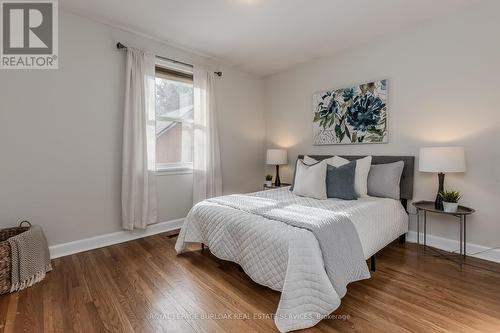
[312,79,388,145]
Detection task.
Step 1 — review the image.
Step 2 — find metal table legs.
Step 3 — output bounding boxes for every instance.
[464,215,467,257]
[416,209,427,248]
[459,216,463,256]
[424,211,427,247]
[416,209,467,261]
[460,215,467,258]
[417,209,420,244]
[457,215,467,259]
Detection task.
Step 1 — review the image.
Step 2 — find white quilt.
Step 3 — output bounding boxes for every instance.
[175,187,408,332]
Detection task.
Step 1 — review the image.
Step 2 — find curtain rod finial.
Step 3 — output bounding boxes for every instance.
[117,42,126,49]
[215,71,222,77]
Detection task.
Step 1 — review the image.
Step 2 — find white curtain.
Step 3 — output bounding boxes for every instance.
[193,68,222,204]
[121,47,157,230]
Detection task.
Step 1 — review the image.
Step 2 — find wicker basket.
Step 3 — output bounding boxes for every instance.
[0,221,31,295]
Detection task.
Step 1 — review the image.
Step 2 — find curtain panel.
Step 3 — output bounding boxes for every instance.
[121,47,158,230]
[193,68,222,204]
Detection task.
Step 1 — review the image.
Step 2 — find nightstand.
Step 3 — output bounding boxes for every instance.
[412,200,475,259]
[263,183,291,190]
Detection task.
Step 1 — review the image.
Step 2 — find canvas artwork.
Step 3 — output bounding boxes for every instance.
[312,79,388,145]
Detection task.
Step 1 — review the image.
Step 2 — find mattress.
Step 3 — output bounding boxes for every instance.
[175,187,408,332]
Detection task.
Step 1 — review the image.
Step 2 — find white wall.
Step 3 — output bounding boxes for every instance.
[264,2,500,248]
[0,10,265,246]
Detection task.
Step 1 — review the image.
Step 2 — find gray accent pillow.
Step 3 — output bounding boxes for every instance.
[367,161,404,200]
[326,161,357,200]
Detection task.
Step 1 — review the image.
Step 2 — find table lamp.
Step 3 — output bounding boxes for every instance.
[266,149,288,186]
[419,146,466,210]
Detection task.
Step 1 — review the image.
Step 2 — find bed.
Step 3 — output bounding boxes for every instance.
[175,155,414,332]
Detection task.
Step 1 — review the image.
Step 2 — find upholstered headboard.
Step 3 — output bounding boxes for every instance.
[297,155,415,202]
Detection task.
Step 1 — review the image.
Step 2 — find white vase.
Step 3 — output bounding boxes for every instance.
[443,201,458,212]
[265,181,272,187]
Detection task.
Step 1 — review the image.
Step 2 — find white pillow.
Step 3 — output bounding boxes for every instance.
[303,155,318,165]
[293,160,327,199]
[328,156,372,197]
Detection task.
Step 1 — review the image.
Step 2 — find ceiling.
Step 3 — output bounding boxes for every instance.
[61,0,481,76]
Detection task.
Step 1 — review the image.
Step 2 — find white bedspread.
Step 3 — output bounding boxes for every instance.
[175,187,408,332]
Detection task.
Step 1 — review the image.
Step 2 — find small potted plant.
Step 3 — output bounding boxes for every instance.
[439,190,462,212]
[265,174,273,187]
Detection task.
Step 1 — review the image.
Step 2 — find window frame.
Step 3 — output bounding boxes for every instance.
[154,59,194,174]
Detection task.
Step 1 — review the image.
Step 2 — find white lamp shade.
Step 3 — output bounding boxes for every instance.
[419,147,466,173]
[266,149,287,165]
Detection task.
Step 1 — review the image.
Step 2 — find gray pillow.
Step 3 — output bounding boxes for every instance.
[367,161,404,200]
[326,161,357,200]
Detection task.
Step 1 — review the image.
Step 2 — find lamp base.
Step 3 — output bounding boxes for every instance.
[274,165,281,187]
[435,172,445,210]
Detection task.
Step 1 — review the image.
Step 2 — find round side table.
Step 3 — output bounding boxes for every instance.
[412,201,475,259]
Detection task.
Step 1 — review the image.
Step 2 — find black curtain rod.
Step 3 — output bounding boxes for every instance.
[116,42,222,77]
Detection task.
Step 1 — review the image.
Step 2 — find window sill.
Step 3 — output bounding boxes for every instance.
[156,168,193,176]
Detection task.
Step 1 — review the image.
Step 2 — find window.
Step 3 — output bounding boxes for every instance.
[155,62,194,172]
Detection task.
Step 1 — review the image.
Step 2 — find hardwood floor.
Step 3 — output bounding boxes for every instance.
[1,233,500,332]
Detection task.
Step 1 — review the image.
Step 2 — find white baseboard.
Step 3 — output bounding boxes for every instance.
[407,231,500,263]
[49,218,184,259]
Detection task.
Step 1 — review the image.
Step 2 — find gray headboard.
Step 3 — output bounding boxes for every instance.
[297,155,415,201]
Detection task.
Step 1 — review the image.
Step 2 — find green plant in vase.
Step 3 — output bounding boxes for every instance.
[265,174,273,187]
[439,190,462,212]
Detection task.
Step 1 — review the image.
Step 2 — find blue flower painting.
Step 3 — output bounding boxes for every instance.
[313,79,388,144]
